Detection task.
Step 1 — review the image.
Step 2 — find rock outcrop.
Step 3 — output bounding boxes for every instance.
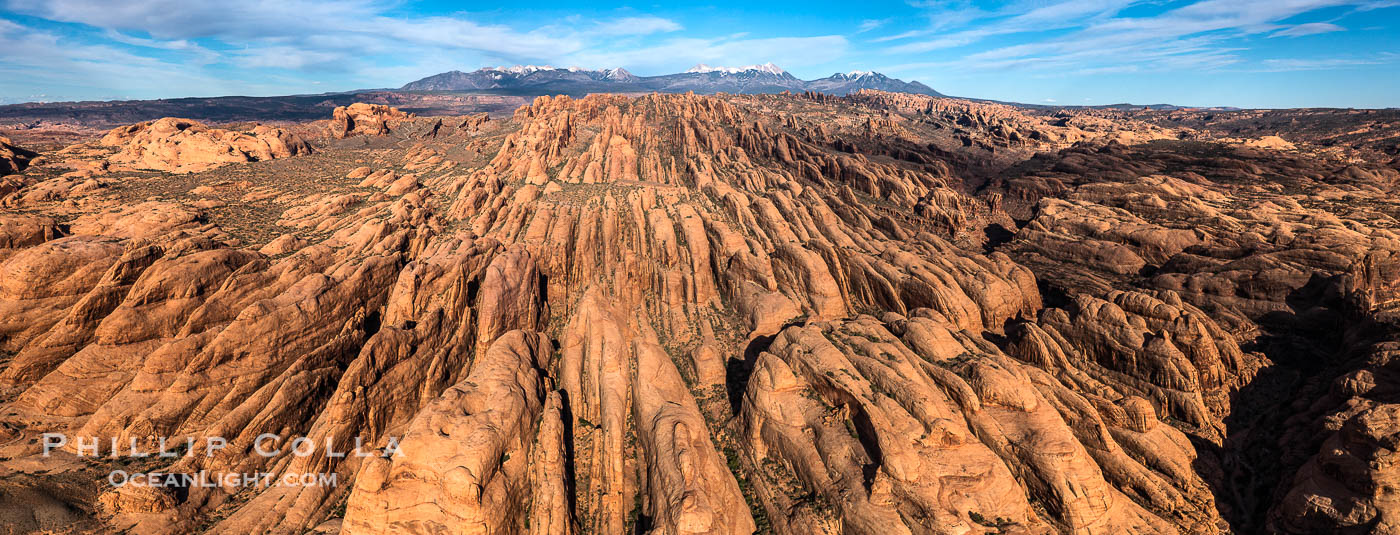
[330,103,413,138]
[1267,250,1400,533]
[342,330,555,534]
[99,117,311,173]
[0,136,37,175]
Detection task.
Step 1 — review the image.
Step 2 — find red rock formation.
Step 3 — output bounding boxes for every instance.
[0,135,37,175]
[1268,251,1400,533]
[330,103,414,138]
[342,330,555,534]
[98,117,311,173]
[0,90,1395,535]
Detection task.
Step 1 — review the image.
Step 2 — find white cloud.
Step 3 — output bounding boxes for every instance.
[0,0,715,99]
[887,0,1388,76]
[0,19,284,100]
[887,29,1000,53]
[3,0,1396,104]
[231,46,349,71]
[1255,54,1395,71]
[870,30,925,43]
[592,16,683,36]
[1270,22,1346,37]
[564,35,850,74]
[884,0,1137,52]
[0,0,681,67]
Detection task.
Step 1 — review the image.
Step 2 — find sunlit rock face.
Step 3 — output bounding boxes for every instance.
[0,90,1398,535]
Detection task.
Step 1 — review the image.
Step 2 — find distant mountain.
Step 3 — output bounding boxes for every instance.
[400,64,943,97]
[401,65,639,92]
[684,62,788,75]
[807,71,944,97]
[644,63,806,94]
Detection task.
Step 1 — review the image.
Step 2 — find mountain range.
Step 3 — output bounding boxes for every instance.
[400,63,944,97]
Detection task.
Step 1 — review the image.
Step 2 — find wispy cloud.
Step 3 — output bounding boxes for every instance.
[858,19,885,33]
[592,16,683,36]
[564,35,850,74]
[886,0,1392,76]
[884,0,1137,52]
[0,0,1396,106]
[870,30,925,43]
[1255,53,1396,71]
[0,18,284,99]
[0,0,706,99]
[1270,22,1346,37]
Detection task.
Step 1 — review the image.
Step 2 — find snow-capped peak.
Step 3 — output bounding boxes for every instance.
[685,62,786,75]
[484,65,559,74]
[481,64,628,76]
[845,70,876,79]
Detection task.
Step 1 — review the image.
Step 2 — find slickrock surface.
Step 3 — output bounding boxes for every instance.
[0,90,1398,535]
[330,103,414,138]
[96,117,312,174]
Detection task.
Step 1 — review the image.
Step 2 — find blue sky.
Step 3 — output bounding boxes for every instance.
[1,0,1397,108]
